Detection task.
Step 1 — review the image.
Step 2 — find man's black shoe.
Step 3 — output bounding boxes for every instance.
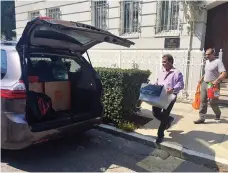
[166,117,174,130]
[156,137,164,144]
[214,115,221,120]
[194,119,205,124]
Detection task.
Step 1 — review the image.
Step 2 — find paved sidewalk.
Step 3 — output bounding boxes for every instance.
[136,102,228,161]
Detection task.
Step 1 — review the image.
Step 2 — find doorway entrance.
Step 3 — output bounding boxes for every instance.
[204,2,228,72]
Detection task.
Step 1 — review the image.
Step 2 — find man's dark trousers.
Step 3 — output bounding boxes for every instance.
[152,96,177,138]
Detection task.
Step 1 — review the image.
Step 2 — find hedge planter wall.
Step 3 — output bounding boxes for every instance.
[95,68,151,124]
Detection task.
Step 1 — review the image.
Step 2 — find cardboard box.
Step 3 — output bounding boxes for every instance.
[28,76,39,83]
[44,81,71,111]
[29,83,44,93]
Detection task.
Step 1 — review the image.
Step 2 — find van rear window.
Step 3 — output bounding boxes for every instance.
[28,55,81,81]
[34,26,93,45]
[1,49,7,79]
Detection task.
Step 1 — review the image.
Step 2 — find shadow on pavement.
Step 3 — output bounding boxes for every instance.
[140,108,183,128]
[167,130,228,171]
[1,129,215,172]
[167,130,228,155]
[1,132,148,172]
[139,107,227,172]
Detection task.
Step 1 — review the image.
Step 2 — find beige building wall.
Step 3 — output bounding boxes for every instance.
[14,0,224,98]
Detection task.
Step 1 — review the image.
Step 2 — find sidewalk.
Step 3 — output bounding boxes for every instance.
[136,102,228,161]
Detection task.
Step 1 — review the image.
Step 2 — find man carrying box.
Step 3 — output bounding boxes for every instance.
[153,54,184,143]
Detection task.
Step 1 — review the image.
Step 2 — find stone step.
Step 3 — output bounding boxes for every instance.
[218,89,228,105]
[221,79,228,90]
[222,78,228,83]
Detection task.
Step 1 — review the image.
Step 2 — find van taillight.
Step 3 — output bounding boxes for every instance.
[0,80,26,99]
[39,16,52,20]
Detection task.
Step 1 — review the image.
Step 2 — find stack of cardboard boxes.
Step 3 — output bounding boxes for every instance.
[28,76,71,111]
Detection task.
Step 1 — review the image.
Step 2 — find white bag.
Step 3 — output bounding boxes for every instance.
[139,83,176,109]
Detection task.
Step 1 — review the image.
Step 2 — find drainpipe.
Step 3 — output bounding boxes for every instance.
[184,20,194,98]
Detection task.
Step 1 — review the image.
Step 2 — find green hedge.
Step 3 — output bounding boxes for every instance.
[95,68,151,124]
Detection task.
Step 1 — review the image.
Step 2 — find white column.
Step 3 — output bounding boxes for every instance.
[119,50,122,68]
[219,49,223,60]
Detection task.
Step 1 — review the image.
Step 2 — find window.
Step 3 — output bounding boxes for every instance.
[28,11,40,20]
[1,50,7,79]
[34,27,93,45]
[91,1,108,30]
[120,1,140,35]
[64,59,81,73]
[29,55,81,81]
[156,0,180,33]
[46,7,61,19]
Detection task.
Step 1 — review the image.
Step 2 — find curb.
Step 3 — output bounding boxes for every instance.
[95,124,228,171]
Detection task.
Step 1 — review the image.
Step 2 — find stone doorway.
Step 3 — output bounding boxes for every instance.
[204,2,228,72]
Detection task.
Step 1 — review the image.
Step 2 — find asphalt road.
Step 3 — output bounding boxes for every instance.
[1,129,214,172]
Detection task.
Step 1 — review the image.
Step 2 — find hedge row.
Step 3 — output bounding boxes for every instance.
[95,68,151,124]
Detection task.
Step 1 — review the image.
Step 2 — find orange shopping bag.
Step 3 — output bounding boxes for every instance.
[192,83,201,110]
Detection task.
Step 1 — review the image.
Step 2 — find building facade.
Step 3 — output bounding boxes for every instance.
[15,0,228,99]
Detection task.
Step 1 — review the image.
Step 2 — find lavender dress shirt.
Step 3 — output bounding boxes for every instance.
[155,68,184,94]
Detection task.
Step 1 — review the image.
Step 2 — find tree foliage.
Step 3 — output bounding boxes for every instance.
[182,1,205,22]
[1,1,16,40]
[182,1,205,34]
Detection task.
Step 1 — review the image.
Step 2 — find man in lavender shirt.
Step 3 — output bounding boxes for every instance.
[153,54,184,143]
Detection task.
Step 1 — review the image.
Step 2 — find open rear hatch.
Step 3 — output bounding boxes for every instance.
[16,17,134,53]
[16,17,134,132]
